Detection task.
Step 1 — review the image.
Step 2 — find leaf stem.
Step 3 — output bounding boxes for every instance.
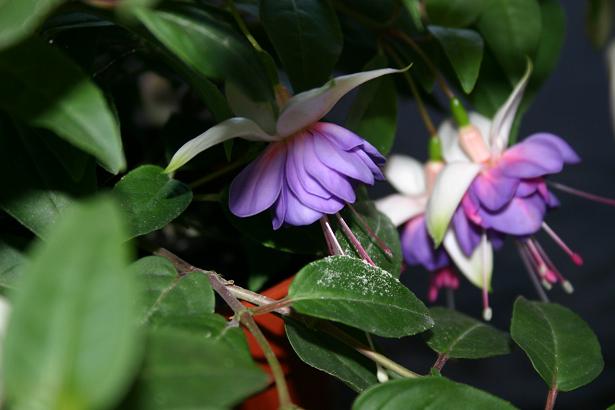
[432,353,448,372]
[383,43,437,136]
[389,29,455,100]
[545,385,558,410]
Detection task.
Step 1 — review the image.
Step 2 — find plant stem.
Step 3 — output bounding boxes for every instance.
[152,248,294,409]
[188,155,251,189]
[432,353,448,372]
[384,43,437,136]
[389,29,455,100]
[545,386,558,410]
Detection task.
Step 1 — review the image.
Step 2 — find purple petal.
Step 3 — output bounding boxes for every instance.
[286,146,345,213]
[471,168,519,211]
[229,143,285,217]
[314,122,364,150]
[546,191,560,208]
[452,208,482,257]
[312,130,375,184]
[478,193,547,236]
[272,189,287,230]
[286,133,333,199]
[516,179,542,197]
[401,216,450,271]
[354,148,384,180]
[524,133,581,164]
[304,137,356,203]
[498,138,565,178]
[283,187,324,226]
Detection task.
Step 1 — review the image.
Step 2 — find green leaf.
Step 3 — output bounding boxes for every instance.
[346,54,398,155]
[469,49,511,118]
[586,0,613,48]
[288,256,433,337]
[477,0,542,82]
[0,236,28,294]
[0,38,126,174]
[285,317,377,392]
[0,0,66,50]
[428,26,484,93]
[132,322,267,409]
[424,0,485,28]
[510,297,604,391]
[402,0,424,32]
[334,201,402,277]
[3,197,141,410]
[353,376,517,409]
[0,120,96,238]
[136,4,272,101]
[424,307,511,359]
[113,165,192,238]
[260,0,343,92]
[131,256,215,324]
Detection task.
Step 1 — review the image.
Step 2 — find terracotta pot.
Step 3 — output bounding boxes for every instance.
[238,276,331,410]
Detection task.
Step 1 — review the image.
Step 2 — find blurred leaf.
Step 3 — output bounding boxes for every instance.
[469,49,511,118]
[131,256,214,324]
[3,197,141,410]
[402,0,424,31]
[0,236,28,294]
[285,316,377,392]
[260,0,343,92]
[586,0,613,48]
[346,54,398,155]
[428,26,484,93]
[477,0,542,82]
[335,201,402,277]
[353,376,517,409]
[424,307,511,359]
[0,121,96,239]
[510,297,604,391]
[425,0,485,28]
[113,165,192,238]
[0,38,126,174]
[132,323,267,409]
[288,256,433,337]
[136,4,272,101]
[0,0,66,50]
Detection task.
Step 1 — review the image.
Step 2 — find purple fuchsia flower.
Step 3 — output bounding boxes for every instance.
[375,155,493,303]
[426,62,615,318]
[166,68,405,230]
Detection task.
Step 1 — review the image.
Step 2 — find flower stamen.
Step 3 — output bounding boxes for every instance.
[481,233,492,321]
[335,213,376,266]
[348,204,394,258]
[541,222,583,266]
[549,181,615,206]
[320,216,345,256]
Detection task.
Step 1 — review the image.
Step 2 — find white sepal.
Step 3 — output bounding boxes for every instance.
[375,194,427,227]
[443,231,492,290]
[384,155,426,196]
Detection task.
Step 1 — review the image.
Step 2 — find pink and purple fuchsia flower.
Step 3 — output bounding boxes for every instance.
[376,155,493,303]
[166,68,403,230]
[429,63,615,319]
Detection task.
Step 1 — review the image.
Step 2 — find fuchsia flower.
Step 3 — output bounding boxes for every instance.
[376,155,492,302]
[426,63,601,318]
[166,68,404,229]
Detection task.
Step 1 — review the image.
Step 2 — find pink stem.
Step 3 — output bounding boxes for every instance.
[335,213,376,266]
[549,181,615,206]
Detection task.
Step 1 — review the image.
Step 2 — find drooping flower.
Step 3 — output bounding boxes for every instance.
[375,154,492,303]
[166,68,404,229]
[426,62,599,315]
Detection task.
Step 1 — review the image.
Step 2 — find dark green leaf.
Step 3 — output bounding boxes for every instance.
[0,0,66,50]
[131,256,215,324]
[113,165,192,238]
[586,0,613,48]
[288,256,433,337]
[346,54,398,155]
[428,26,484,93]
[335,201,402,277]
[477,0,542,82]
[469,49,511,118]
[425,307,511,359]
[0,236,28,294]
[3,197,141,410]
[260,0,343,92]
[425,0,485,28]
[0,38,126,174]
[510,297,604,391]
[0,121,96,238]
[133,322,267,409]
[285,317,377,392]
[136,4,272,101]
[353,376,517,409]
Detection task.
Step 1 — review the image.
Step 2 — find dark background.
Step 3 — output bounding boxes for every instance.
[331,1,615,408]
